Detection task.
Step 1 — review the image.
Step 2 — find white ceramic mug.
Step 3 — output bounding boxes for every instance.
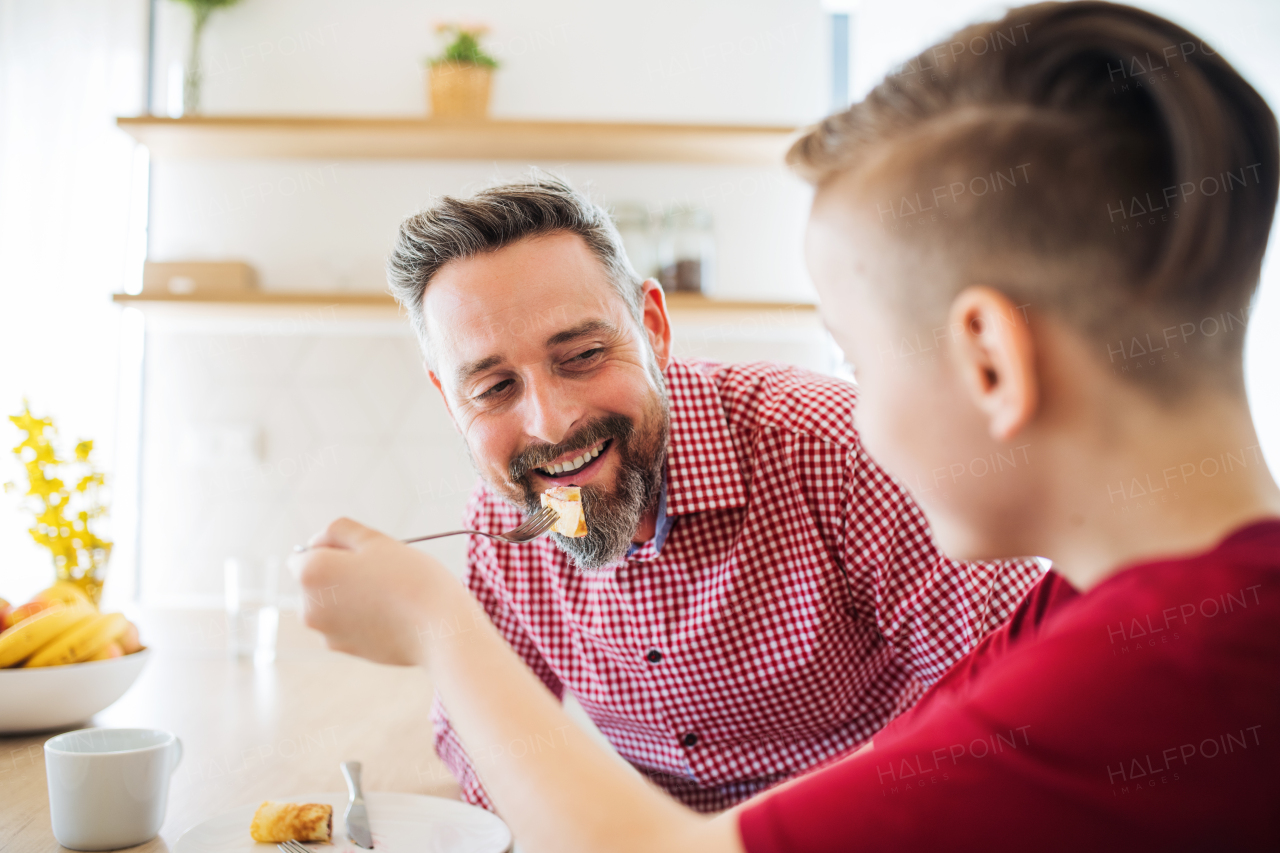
[44,727,183,851]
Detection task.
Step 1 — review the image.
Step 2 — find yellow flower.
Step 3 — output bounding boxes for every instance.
[7,401,111,604]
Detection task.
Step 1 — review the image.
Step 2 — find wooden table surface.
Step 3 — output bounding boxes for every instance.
[0,608,467,852]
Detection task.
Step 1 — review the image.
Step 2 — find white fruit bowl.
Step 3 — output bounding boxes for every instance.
[0,648,150,734]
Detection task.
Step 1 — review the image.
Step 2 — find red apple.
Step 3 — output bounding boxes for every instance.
[120,621,143,654]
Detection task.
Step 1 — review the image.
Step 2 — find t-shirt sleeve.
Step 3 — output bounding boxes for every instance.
[430,491,566,811]
[840,445,1044,687]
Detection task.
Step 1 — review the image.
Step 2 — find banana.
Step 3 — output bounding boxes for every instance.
[3,599,54,631]
[34,581,94,609]
[0,602,96,667]
[26,611,129,667]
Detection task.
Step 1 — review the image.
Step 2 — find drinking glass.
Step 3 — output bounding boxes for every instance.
[223,557,279,664]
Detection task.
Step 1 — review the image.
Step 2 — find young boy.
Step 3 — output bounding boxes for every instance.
[292,2,1279,851]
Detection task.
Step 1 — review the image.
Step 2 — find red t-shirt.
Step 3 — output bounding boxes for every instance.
[738,520,1280,851]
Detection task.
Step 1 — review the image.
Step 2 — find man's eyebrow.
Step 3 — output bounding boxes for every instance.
[455,354,505,387]
[545,319,618,348]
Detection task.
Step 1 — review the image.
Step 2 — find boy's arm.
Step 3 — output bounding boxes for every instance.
[430,529,567,810]
[426,556,747,853]
[295,519,747,853]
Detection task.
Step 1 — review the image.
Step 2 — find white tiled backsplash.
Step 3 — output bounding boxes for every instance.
[137,310,837,606]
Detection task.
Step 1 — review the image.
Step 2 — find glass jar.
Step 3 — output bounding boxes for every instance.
[612,203,660,282]
[659,207,715,295]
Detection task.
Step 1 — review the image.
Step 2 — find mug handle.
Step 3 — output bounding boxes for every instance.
[171,736,184,774]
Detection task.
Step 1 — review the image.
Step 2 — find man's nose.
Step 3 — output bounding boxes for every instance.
[521,374,585,446]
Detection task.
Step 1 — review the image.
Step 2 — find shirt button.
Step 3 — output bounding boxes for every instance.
[646,649,662,664]
[681,732,699,748]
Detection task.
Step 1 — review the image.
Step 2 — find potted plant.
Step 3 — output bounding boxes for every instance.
[426,24,499,119]
[171,0,245,115]
[5,403,112,605]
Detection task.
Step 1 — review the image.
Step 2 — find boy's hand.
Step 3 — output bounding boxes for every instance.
[288,517,455,667]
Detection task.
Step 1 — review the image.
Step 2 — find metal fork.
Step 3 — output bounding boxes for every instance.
[278,841,313,853]
[292,506,559,553]
[401,505,559,545]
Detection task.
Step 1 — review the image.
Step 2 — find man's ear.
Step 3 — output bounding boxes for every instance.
[947,286,1038,441]
[640,279,673,372]
[426,363,462,434]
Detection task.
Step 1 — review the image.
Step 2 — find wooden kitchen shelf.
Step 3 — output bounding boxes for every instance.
[111,291,815,312]
[115,115,801,165]
[113,291,395,306]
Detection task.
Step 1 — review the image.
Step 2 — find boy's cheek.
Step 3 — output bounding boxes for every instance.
[859,367,983,514]
[911,498,978,560]
[854,380,932,491]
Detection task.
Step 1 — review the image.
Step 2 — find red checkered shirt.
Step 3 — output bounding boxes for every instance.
[431,359,1043,812]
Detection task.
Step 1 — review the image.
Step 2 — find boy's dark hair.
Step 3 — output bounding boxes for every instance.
[386,173,642,365]
[790,1,1278,390]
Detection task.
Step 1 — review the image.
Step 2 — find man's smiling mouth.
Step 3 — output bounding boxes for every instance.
[536,439,611,477]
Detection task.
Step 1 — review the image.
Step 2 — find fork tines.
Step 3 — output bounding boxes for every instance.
[514,505,559,540]
[277,840,314,853]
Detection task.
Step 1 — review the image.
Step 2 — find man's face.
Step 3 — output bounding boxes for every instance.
[805,179,1035,561]
[424,231,672,569]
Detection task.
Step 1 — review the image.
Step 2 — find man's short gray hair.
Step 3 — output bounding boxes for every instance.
[386,173,644,365]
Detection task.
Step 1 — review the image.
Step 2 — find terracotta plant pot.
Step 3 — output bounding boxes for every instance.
[428,62,493,118]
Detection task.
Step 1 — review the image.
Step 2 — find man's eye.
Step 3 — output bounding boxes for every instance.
[567,348,604,365]
[476,379,514,400]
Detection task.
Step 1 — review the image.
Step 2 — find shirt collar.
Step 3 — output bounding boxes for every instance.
[626,472,674,559]
[661,359,748,517]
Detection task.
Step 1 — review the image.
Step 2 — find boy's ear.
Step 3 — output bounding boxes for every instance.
[427,364,462,434]
[947,286,1038,441]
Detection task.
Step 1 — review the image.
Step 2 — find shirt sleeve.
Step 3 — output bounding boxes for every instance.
[871,570,1077,744]
[430,493,567,811]
[840,445,1044,688]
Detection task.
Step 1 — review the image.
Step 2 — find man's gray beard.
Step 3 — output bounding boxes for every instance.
[476,366,670,571]
[536,408,668,571]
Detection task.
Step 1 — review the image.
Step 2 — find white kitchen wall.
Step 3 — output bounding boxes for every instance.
[137,317,463,605]
[151,0,829,123]
[148,160,815,301]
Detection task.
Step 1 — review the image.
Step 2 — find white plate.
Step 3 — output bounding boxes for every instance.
[174,791,512,853]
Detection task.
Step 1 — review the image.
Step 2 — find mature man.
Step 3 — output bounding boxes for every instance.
[384,175,1041,812]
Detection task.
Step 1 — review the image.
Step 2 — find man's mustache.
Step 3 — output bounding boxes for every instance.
[507,414,635,483]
